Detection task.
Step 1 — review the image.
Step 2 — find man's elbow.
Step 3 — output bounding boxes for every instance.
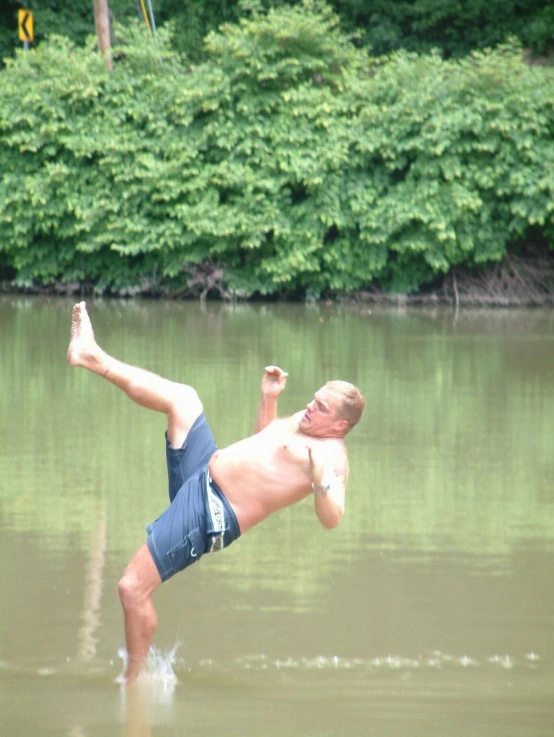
[320,507,343,530]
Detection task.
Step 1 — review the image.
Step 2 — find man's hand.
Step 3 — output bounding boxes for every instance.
[261,365,288,399]
[256,366,288,432]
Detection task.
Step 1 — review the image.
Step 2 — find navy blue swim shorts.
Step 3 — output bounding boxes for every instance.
[145,413,241,582]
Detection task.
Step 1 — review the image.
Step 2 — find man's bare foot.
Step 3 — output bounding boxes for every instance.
[67,301,104,369]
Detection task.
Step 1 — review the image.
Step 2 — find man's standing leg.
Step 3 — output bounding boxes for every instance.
[117,544,162,682]
[67,301,203,681]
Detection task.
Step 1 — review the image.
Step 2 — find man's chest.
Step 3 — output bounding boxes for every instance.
[269,428,326,475]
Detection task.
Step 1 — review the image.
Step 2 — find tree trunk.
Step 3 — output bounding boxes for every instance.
[93,0,113,72]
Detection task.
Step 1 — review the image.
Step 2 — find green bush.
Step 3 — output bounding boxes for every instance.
[1,0,552,62]
[0,3,553,297]
[343,43,554,290]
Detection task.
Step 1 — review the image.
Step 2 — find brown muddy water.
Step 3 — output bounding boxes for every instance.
[0,296,553,737]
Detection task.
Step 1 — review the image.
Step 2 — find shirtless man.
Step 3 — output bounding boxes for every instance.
[67,301,365,682]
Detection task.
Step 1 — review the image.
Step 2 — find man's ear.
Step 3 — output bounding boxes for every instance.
[336,418,349,434]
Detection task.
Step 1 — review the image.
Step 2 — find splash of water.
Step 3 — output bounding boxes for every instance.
[117,643,181,689]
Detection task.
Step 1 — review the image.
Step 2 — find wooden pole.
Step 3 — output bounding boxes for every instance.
[93,0,113,72]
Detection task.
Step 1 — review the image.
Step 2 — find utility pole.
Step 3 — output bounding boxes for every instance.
[93,0,113,72]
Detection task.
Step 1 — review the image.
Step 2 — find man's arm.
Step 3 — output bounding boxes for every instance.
[255,365,288,433]
[309,445,349,530]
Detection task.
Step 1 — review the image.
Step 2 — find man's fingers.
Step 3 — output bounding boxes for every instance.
[264,365,288,377]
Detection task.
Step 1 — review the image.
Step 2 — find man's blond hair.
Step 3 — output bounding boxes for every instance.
[326,380,365,433]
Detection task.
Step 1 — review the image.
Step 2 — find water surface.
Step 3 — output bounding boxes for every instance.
[1,297,553,736]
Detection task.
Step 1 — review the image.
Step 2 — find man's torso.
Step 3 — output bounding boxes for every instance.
[209,416,346,532]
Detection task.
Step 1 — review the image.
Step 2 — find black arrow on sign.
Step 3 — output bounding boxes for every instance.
[21,12,31,41]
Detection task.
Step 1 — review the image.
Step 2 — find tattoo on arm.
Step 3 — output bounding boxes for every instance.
[319,453,348,493]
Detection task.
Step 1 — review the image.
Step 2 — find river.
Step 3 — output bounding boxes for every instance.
[1,296,553,736]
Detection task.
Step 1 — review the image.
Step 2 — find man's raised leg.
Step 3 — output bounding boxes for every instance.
[67,301,202,447]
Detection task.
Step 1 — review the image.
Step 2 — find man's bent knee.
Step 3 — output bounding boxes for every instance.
[171,385,202,416]
[118,574,140,610]
[118,545,162,609]
[167,385,203,447]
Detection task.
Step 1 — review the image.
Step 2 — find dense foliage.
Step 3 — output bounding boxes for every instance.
[345,0,554,58]
[1,0,552,62]
[0,3,553,297]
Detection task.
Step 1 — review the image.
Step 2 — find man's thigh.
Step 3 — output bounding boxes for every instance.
[165,413,217,502]
[147,470,209,582]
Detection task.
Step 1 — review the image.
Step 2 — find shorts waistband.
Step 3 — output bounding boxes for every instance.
[206,472,241,553]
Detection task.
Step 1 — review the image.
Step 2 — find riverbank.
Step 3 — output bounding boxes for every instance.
[2,248,553,307]
[352,248,554,307]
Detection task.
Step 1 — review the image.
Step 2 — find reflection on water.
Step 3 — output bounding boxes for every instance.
[0,297,553,737]
[77,499,108,662]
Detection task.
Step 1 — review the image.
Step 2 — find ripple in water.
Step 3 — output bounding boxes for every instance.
[0,647,540,682]
[211,650,542,674]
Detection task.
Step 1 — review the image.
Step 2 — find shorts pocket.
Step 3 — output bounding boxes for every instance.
[166,527,205,573]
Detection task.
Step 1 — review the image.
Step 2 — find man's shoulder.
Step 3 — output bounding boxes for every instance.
[276,411,303,429]
[308,434,347,455]
[260,413,301,433]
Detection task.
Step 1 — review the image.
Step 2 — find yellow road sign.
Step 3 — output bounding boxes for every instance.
[18,9,34,43]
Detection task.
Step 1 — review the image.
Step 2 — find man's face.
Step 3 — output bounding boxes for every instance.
[299,385,346,437]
